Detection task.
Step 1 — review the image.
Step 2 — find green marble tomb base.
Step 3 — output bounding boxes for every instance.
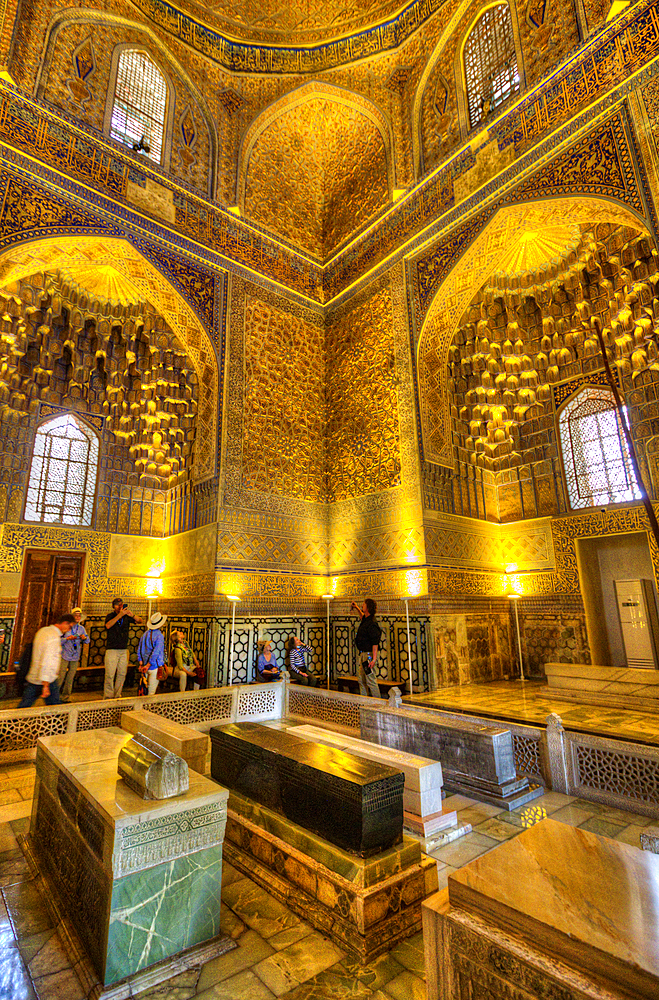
[224,791,438,963]
[28,729,232,992]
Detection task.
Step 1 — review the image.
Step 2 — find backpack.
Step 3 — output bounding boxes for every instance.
[15,642,33,695]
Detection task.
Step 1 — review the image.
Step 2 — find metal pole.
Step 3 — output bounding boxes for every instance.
[513,598,525,682]
[593,317,659,554]
[405,599,412,693]
[326,599,331,691]
[229,601,236,687]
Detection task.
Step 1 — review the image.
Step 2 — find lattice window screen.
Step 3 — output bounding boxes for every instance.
[558,387,641,510]
[25,414,99,526]
[464,4,520,129]
[110,49,167,164]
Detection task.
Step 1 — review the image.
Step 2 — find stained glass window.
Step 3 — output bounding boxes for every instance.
[559,386,641,510]
[109,49,167,164]
[464,4,520,130]
[25,414,99,526]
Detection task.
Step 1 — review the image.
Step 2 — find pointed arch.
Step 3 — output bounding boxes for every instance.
[416,197,653,467]
[237,80,395,208]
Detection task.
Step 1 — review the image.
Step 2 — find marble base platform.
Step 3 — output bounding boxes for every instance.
[29,729,230,988]
[21,834,234,1000]
[545,661,659,710]
[224,790,438,963]
[424,818,659,1000]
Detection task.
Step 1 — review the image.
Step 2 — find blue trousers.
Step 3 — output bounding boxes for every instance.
[18,679,61,708]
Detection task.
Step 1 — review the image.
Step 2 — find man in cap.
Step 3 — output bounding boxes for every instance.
[58,607,90,703]
[104,597,143,699]
[137,612,168,696]
[18,613,76,708]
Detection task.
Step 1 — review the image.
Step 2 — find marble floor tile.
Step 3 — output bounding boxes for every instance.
[0,822,19,854]
[431,832,498,867]
[19,927,71,978]
[220,902,246,940]
[196,930,274,990]
[267,924,313,952]
[3,879,53,937]
[132,966,199,999]
[0,940,37,1000]
[601,807,653,826]
[253,931,344,996]
[220,881,301,940]
[221,863,244,888]
[389,932,425,977]
[472,818,520,842]
[547,804,599,828]
[456,803,502,827]
[0,848,32,887]
[441,794,477,812]
[0,801,33,823]
[614,824,649,847]
[339,952,405,991]
[381,969,426,1000]
[578,815,625,838]
[31,966,85,1000]
[533,791,575,810]
[197,969,276,999]
[277,965,374,1000]
[435,863,458,892]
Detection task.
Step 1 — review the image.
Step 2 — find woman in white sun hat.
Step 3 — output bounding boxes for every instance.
[137,612,167,696]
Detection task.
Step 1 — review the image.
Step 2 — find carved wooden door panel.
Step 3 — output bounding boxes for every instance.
[12,550,84,660]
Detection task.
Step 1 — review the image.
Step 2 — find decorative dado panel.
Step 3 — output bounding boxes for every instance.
[424,515,554,572]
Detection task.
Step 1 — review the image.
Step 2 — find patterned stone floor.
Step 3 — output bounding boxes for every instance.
[0,755,656,999]
[407,680,659,745]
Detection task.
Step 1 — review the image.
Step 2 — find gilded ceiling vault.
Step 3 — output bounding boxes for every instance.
[0,0,658,626]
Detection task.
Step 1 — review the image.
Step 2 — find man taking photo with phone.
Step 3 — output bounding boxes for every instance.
[104,596,143,699]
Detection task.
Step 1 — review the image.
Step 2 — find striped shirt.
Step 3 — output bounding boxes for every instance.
[289,644,312,675]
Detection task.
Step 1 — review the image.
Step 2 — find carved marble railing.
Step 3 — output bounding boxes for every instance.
[0,682,284,763]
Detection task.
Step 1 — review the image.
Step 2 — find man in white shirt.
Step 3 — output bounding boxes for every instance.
[18,613,77,708]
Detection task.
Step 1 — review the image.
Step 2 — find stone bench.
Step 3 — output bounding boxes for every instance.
[545,661,659,710]
[121,709,208,774]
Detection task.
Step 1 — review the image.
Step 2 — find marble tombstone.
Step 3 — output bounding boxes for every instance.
[210,721,404,856]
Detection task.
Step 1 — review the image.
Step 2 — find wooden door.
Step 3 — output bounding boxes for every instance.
[12,550,84,660]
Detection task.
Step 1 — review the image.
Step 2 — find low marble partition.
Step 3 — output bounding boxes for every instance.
[360,704,542,810]
[29,729,230,990]
[424,818,659,1000]
[545,661,659,710]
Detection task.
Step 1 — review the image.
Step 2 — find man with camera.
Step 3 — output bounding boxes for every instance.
[58,607,90,703]
[104,596,143,699]
[351,598,382,698]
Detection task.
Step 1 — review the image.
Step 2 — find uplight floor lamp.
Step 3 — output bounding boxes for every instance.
[321,594,334,690]
[226,595,241,686]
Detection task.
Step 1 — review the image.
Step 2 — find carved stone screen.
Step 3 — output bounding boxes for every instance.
[25,413,99,526]
[110,49,167,163]
[464,4,520,129]
[558,387,640,510]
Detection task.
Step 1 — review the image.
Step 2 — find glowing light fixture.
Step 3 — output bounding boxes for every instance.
[504,575,525,681]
